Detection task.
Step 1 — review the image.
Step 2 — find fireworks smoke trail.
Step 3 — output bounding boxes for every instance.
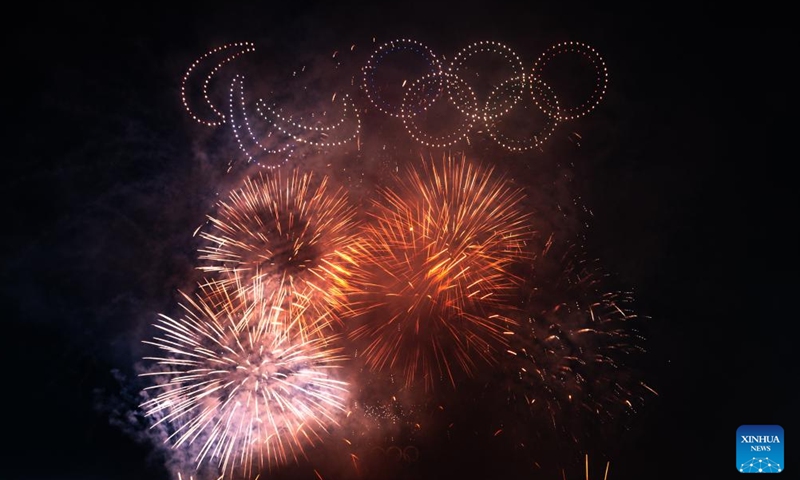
[139,277,350,479]
[198,169,360,332]
[499,235,655,445]
[345,154,534,390]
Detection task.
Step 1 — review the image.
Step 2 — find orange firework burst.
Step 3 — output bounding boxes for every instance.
[139,277,349,479]
[346,154,533,390]
[198,169,359,330]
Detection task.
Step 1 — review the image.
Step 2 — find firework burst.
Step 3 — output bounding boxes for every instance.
[345,154,533,390]
[198,169,360,331]
[501,236,655,443]
[139,277,350,479]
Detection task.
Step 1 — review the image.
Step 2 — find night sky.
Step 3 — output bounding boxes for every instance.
[3,2,796,480]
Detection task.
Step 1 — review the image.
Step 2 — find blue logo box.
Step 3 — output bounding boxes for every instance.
[737,425,784,473]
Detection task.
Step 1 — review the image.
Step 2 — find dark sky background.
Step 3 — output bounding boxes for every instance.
[3,1,796,479]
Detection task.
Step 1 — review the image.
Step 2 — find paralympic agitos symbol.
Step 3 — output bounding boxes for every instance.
[181,38,607,165]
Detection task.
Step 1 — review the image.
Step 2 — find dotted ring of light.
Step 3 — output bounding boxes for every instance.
[447,40,526,122]
[531,41,608,121]
[484,76,561,151]
[362,39,443,119]
[401,72,477,148]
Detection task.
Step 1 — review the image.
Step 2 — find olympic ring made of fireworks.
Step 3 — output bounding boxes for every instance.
[361,38,443,119]
[180,39,607,164]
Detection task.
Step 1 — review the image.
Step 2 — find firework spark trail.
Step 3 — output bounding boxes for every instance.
[139,277,350,479]
[558,455,611,480]
[345,154,534,390]
[198,169,361,332]
[501,236,656,442]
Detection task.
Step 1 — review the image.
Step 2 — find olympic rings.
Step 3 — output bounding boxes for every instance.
[363,39,606,150]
